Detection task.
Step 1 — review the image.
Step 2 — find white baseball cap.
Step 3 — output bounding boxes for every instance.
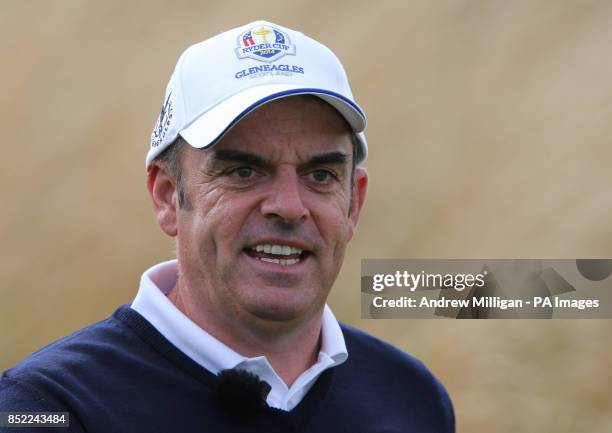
[147,20,367,168]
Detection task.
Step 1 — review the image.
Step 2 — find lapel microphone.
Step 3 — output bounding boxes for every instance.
[216,369,272,416]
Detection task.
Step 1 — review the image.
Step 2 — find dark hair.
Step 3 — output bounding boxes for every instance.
[155,137,190,210]
[155,134,359,213]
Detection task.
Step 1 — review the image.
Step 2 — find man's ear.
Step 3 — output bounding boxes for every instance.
[146,163,178,237]
[349,166,368,231]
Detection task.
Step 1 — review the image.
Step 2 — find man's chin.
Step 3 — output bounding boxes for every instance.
[248,306,304,323]
[238,288,325,324]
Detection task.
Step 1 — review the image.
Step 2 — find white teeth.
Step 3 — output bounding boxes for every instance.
[251,244,303,256]
[258,257,301,266]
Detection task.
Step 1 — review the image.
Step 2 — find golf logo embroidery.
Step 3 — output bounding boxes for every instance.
[235,25,296,63]
[151,92,173,148]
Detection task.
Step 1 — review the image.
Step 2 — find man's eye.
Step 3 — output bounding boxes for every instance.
[234,167,253,178]
[310,169,335,183]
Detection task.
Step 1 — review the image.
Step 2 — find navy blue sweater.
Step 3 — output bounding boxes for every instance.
[0,306,454,432]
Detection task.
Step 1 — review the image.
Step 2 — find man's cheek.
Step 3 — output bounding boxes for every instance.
[324,219,352,250]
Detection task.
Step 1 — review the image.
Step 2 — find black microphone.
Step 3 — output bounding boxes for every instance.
[216,369,272,416]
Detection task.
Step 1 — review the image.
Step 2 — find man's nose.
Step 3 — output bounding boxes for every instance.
[260,166,309,225]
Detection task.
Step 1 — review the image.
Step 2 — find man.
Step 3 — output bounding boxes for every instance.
[1,21,454,432]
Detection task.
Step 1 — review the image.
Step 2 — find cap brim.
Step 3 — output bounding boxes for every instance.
[179,84,366,151]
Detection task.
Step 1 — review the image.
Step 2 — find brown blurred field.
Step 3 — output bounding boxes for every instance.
[2,1,612,431]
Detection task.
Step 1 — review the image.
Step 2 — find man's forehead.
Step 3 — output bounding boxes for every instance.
[207,135,352,167]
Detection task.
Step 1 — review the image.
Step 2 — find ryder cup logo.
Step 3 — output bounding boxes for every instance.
[235,25,296,63]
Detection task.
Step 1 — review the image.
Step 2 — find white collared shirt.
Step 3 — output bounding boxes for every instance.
[131,260,348,411]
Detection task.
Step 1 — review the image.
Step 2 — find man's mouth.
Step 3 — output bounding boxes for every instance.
[244,244,311,266]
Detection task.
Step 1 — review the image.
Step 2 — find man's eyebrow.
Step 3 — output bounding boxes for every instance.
[304,151,349,166]
[210,149,349,168]
[211,149,268,167]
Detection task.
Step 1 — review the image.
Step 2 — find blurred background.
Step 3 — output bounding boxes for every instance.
[2,1,612,431]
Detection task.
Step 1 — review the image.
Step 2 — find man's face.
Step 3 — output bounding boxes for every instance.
[170,96,366,328]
